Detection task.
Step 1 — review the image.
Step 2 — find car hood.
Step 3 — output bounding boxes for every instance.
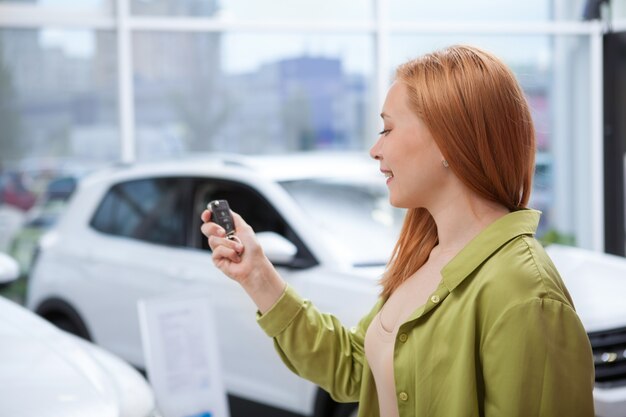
[0,296,154,417]
[349,264,386,277]
[545,244,626,333]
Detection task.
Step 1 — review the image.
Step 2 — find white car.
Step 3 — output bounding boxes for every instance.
[545,244,626,417]
[26,152,626,417]
[0,253,159,417]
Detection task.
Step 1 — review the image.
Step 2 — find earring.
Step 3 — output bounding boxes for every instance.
[442,160,449,168]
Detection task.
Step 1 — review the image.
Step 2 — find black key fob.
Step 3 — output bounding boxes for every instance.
[208,200,236,238]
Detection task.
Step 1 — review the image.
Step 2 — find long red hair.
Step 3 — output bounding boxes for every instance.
[380,45,536,299]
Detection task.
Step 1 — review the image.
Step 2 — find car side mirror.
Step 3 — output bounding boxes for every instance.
[256,232,297,266]
[0,253,19,288]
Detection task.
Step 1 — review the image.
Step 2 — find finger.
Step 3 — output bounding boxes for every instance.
[201,209,212,223]
[201,222,226,239]
[228,236,245,255]
[231,211,254,234]
[212,244,242,264]
[208,235,242,253]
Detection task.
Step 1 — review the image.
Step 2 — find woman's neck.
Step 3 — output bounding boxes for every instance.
[428,194,510,263]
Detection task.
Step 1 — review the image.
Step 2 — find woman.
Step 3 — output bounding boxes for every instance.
[201,45,595,417]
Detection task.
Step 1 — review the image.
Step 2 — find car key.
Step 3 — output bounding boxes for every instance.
[208,200,237,239]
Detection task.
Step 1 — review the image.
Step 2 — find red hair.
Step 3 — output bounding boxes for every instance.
[380,45,536,299]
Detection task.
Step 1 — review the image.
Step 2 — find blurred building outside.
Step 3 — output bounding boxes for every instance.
[0,0,622,253]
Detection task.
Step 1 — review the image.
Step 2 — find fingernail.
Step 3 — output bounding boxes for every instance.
[217,228,225,236]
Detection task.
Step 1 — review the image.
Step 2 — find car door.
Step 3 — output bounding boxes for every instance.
[84,176,203,366]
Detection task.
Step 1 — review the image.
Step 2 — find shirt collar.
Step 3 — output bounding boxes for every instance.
[440,209,541,292]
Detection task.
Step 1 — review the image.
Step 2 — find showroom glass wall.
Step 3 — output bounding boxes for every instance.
[0,0,616,251]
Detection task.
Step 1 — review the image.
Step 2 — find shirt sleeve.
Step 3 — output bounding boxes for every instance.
[256,285,375,403]
[481,298,595,417]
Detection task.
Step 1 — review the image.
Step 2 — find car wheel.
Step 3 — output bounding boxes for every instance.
[36,298,92,341]
[50,314,91,341]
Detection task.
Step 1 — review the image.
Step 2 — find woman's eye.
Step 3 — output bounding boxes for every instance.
[378,129,391,136]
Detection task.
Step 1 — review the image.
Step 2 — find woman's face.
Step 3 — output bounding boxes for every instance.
[369,81,448,209]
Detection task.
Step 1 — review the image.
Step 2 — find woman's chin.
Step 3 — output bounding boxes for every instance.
[388,195,407,209]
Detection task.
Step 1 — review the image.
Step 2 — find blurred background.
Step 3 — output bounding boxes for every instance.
[0,0,625,272]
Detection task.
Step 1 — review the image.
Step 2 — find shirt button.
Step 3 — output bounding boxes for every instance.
[431,295,440,303]
[399,392,409,401]
[350,326,357,334]
[398,333,408,342]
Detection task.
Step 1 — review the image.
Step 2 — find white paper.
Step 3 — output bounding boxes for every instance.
[138,294,229,417]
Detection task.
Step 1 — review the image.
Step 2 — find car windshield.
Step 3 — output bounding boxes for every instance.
[280,178,405,267]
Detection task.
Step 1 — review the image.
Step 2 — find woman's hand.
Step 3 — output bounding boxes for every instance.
[200,209,256,284]
[200,209,286,313]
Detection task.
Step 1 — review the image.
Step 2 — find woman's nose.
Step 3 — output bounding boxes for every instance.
[369,139,382,160]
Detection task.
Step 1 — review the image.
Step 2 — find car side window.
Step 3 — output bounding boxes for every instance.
[195,179,316,268]
[90,178,186,247]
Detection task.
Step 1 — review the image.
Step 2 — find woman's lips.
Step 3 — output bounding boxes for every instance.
[381,169,394,184]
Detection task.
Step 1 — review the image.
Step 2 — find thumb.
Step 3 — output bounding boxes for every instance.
[231,211,256,241]
[231,210,250,231]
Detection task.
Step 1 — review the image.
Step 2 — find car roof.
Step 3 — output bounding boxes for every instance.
[83,152,380,185]
[224,152,379,181]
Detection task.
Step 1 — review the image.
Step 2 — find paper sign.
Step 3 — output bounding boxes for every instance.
[138,294,230,417]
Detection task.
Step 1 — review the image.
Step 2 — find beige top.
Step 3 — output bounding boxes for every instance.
[364,263,442,417]
[364,309,403,417]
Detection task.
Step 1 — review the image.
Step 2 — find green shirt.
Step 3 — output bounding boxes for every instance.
[257,210,595,417]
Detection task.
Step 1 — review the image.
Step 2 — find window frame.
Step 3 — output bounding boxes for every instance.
[0,0,616,252]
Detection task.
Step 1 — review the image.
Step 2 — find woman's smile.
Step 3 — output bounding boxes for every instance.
[381,169,394,185]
